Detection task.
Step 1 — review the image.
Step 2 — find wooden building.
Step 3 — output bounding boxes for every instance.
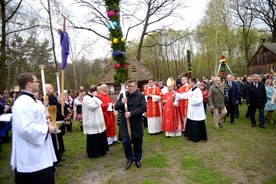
[248,43,276,74]
[98,58,153,100]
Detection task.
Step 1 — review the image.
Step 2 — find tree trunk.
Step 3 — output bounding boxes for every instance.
[0,1,6,92]
[72,60,77,89]
[136,0,151,62]
[47,0,58,71]
[272,25,276,42]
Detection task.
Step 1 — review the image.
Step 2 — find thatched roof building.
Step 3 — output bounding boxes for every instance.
[98,58,153,96]
[247,43,276,74]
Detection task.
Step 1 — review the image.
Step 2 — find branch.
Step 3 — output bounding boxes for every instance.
[5,0,23,23]
[125,20,145,40]
[70,24,109,40]
[5,0,13,6]
[142,34,189,48]
[39,0,48,12]
[6,25,40,36]
[77,0,108,22]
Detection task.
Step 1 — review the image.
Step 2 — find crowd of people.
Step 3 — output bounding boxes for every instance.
[0,71,275,183]
[141,72,274,138]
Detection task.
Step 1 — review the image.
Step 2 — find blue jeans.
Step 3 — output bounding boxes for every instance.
[250,107,265,127]
[123,137,142,162]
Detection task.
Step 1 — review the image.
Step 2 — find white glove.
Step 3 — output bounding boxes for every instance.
[107,103,114,111]
[173,100,179,107]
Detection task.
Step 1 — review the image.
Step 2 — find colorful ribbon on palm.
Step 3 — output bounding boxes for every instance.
[220,55,227,81]
[187,50,192,77]
[105,0,128,84]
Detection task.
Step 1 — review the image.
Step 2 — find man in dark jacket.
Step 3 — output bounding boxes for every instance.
[225,74,238,124]
[235,77,243,118]
[115,79,147,169]
[241,76,252,118]
[246,74,267,128]
[208,77,227,131]
[46,84,66,166]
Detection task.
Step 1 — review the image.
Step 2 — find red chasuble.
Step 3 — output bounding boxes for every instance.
[98,92,116,137]
[177,85,191,117]
[144,86,163,117]
[161,91,184,132]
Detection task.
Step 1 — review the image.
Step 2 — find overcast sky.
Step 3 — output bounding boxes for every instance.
[54,0,208,61]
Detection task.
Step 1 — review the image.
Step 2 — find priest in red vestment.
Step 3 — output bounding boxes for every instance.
[144,79,163,134]
[162,77,184,137]
[177,76,190,130]
[98,84,117,145]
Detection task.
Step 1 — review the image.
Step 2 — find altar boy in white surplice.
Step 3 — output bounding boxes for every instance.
[175,77,208,142]
[11,73,57,184]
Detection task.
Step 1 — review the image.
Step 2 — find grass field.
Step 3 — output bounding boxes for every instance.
[1,103,276,184]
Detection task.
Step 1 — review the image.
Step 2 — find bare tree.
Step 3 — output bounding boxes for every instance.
[39,0,59,71]
[246,0,276,42]
[230,0,256,64]
[69,0,109,40]
[70,0,187,62]
[132,0,187,61]
[141,29,190,80]
[0,0,39,91]
[68,31,96,89]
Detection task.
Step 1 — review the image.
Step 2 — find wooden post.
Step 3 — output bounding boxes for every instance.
[61,16,66,116]
[121,83,132,140]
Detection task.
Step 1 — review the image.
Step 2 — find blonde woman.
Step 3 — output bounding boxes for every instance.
[264,79,276,123]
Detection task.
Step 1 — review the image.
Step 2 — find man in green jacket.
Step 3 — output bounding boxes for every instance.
[208,77,227,130]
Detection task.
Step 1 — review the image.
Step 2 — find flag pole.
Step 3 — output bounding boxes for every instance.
[121,83,132,140]
[55,72,61,95]
[61,16,66,116]
[39,65,46,96]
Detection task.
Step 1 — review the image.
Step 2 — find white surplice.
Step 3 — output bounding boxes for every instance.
[82,94,106,135]
[145,94,162,134]
[175,87,206,121]
[11,93,56,173]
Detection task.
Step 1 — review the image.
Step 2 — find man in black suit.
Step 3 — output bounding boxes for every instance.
[225,74,238,124]
[115,79,147,169]
[235,77,243,118]
[246,74,267,128]
[241,76,252,118]
[46,84,67,166]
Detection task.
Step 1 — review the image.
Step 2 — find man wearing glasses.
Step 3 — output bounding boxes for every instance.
[115,79,147,169]
[11,73,57,184]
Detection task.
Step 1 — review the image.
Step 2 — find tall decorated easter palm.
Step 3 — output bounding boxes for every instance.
[105,0,131,139]
[105,0,128,83]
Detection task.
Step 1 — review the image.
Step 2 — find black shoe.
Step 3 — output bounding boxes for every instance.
[230,121,234,124]
[125,160,133,169]
[252,124,256,127]
[54,161,62,167]
[259,125,266,129]
[61,157,67,161]
[135,161,142,168]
